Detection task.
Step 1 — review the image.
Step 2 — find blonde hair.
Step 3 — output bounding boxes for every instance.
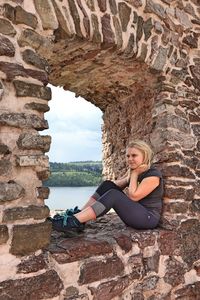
[127,140,154,168]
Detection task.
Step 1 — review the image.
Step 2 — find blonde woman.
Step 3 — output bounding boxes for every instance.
[49,140,163,232]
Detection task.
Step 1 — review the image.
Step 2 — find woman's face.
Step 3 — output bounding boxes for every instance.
[126,147,144,169]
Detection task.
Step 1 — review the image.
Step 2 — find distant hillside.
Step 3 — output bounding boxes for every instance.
[44,161,103,187]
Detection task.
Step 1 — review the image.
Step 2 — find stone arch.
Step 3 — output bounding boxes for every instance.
[0,0,200,299]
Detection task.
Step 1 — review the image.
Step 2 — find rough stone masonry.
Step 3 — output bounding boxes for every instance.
[0,0,199,299]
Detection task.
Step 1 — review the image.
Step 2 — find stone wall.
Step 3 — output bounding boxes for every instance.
[0,0,199,299]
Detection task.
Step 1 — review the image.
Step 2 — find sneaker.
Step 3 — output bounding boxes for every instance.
[50,214,85,233]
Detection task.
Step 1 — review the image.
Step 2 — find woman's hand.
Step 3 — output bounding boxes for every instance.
[132,164,149,176]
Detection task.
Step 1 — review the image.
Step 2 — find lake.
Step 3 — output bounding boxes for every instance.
[45,186,97,210]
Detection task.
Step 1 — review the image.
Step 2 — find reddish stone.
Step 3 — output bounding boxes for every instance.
[0,225,9,244]
[175,282,200,299]
[68,0,83,37]
[97,0,107,12]
[115,233,132,253]
[37,187,50,199]
[131,231,157,248]
[79,256,124,284]
[0,34,15,56]
[101,14,115,45]
[158,230,179,255]
[89,276,130,300]
[128,255,144,279]
[37,170,50,180]
[164,257,187,287]
[17,253,47,274]
[164,186,194,202]
[0,270,63,299]
[48,237,113,263]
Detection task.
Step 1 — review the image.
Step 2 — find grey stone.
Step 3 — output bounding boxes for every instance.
[144,0,166,19]
[0,181,24,203]
[183,33,198,48]
[142,275,159,290]
[0,113,48,131]
[118,2,131,32]
[14,80,51,100]
[52,0,72,39]
[17,133,51,152]
[175,8,192,28]
[138,43,148,62]
[68,0,83,37]
[0,34,15,56]
[18,28,51,52]
[101,14,115,45]
[24,102,50,113]
[0,160,12,176]
[109,0,117,14]
[113,16,123,48]
[136,16,144,43]
[152,46,168,71]
[0,270,63,299]
[3,205,49,222]
[0,62,48,84]
[22,49,50,72]
[10,221,52,255]
[0,144,10,155]
[143,18,153,41]
[0,225,9,244]
[85,0,95,11]
[91,14,101,43]
[16,155,49,168]
[0,18,16,36]
[34,0,58,30]
[124,33,135,57]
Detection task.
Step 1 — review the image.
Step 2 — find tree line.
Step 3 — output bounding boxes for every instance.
[44,161,103,187]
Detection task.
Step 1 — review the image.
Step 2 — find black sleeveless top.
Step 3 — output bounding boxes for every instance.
[137,167,164,219]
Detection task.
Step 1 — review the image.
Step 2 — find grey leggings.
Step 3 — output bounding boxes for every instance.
[91,180,159,229]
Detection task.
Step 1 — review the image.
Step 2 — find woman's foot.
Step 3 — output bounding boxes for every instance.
[48,214,85,233]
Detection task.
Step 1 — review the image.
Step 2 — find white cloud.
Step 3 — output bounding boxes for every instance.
[43,85,103,162]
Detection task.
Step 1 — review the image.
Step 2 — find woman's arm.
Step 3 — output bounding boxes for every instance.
[114,170,130,189]
[128,165,160,201]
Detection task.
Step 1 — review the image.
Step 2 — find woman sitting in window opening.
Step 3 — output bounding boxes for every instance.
[49,140,163,232]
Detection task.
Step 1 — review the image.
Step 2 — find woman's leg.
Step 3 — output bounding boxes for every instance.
[81,180,122,210]
[75,189,159,229]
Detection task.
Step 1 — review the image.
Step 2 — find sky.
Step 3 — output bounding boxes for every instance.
[43,85,103,163]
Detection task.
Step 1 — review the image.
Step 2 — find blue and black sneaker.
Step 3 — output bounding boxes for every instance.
[49,212,85,233]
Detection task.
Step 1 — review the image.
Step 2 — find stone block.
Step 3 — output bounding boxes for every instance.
[51,0,72,38]
[0,62,48,84]
[118,2,131,32]
[0,34,15,56]
[144,0,166,18]
[143,251,160,273]
[37,186,50,199]
[3,205,50,222]
[175,282,200,299]
[0,144,10,155]
[0,159,12,176]
[0,18,16,36]
[37,169,50,180]
[17,133,51,152]
[34,0,58,30]
[162,165,195,179]
[109,0,117,14]
[17,253,47,274]
[97,0,107,12]
[14,80,51,100]
[48,237,113,263]
[24,102,50,113]
[79,255,124,284]
[127,255,144,279]
[0,181,24,203]
[91,14,101,43]
[68,0,82,37]
[0,225,9,244]
[152,46,168,71]
[3,4,38,28]
[17,155,49,168]
[142,275,159,291]
[183,33,198,48]
[114,233,132,253]
[89,276,130,300]
[22,49,50,72]
[10,220,52,255]
[158,230,179,255]
[0,270,63,299]
[0,113,48,131]
[0,81,3,101]
[101,14,115,45]
[164,257,186,287]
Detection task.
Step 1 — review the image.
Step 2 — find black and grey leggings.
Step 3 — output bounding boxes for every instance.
[91,180,159,229]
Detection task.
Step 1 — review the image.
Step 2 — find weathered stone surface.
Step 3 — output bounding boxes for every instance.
[0,81,3,101]
[127,255,144,279]
[164,186,195,201]
[0,270,63,299]
[11,221,52,255]
[22,49,50,72]
[89,276,130,300]
[18,28,51,52]
[97,0,106,12]
[144,0,166,18]
[177,219,200,267]
[101,14,115,45]
[14,80,51,100]
[17,133,51,152]
[0,225,9,244]
[0,113,48,131]
[164,257,186,286]
[0,144,10,155]
[0,18,16,36]
[91,14,101,43]
[0,181,24,203]
[115,233,132,252]
[118,2,131,32]
[52,0,72,39]
[0,34,15,56]
[17,253,47,274]
[34,0,58,30]
[162,165,195,179]
[142,275,159,291]
[37,186,50,199]
[85,0,95,11]
[158,230,178,255]
[152,46,168,71]
[0,62,48,84]
[109,0,117,14]
[37,169,50,180]
[64,286,79,299]
[68,0,82,37]
[175,282,200,299]
[183,33,198,48]
[113,16,123,48]
[25,102,50,113]
[79,256,124,284]
[3,4,38,28]
[48,237,113,263]
[143,18,153,41]
[3,205,49,222]
[17,155,49,168]
[0,159,12,176]
[136,16,144,43]
[143,251,160,273]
